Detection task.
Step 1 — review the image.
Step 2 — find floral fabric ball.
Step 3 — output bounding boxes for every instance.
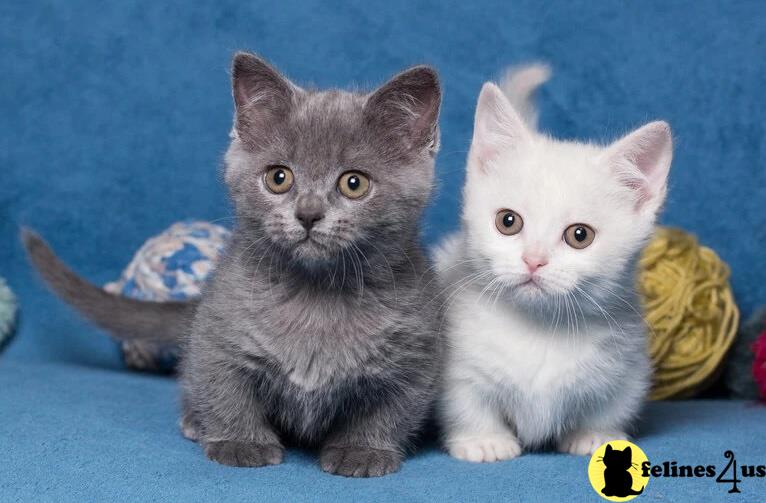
[104,221,230,301]
[752,328,766,401]
[104,221,230,371]
[724,307,766,400]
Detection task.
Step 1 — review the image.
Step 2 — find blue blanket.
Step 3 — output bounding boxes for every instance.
[1,361,764,501]
[1,0,765,501]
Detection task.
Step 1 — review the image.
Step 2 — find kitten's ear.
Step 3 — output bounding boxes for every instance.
[624,446,632,456]
[470,82,532,169]
[603,121,673,214]
[363,66,441,155]
[605,444,613,453]
[231,52,299,146]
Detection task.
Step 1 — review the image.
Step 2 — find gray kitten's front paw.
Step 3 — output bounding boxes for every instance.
[121,340,178,373]
[204,441,284,467]
[179,412,200,441]
[320,446,401,477]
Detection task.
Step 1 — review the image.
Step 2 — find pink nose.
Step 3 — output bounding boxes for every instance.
[523,254,548,273]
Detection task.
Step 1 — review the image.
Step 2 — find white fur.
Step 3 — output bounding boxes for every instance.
[500,63,551,130]
[437,66,672,461]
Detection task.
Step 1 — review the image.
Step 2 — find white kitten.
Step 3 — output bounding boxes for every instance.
[435,64,672,461]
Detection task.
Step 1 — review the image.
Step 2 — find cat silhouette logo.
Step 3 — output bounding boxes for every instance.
[588,440,650,501]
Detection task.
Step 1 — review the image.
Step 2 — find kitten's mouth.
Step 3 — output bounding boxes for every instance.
[519,276,542,288]
[291,232,337,264]
[296,235,325,250]
[514,276,549,297]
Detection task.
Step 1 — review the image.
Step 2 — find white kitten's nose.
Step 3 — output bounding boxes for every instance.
[522,254,548,273]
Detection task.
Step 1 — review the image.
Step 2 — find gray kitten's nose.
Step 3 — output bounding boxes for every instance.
[295,194,325,230]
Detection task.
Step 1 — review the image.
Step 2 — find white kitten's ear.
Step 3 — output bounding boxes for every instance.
[470,82,532,170]
[603,121,673,213]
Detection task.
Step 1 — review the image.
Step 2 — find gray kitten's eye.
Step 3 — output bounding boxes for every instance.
[264,165,294,194]
[338,171,370,199]
[564,224,595,249]
[495,209,523,236]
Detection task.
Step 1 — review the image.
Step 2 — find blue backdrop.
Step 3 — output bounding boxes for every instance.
[1,1,765,501]
[3,0,765,365]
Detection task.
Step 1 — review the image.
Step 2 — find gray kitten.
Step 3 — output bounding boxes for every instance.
[23,52,444,477]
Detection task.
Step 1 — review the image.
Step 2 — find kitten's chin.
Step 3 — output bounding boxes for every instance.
[510,281,550,304]
[475,277,551,309]
[503,277,575,310]
[291,239,336,267]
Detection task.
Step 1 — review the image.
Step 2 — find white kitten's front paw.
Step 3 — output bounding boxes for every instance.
[447,434,522,463]
[557,431,628,456]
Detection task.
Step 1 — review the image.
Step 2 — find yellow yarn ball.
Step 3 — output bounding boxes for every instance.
[638,227,739,400]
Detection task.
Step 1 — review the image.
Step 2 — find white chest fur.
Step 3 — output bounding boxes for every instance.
[445,289,611,445]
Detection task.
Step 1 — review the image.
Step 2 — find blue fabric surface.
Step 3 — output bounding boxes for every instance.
[1,361,765,502]
[2,0,766,501]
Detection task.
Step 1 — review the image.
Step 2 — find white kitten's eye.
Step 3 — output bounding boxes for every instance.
[495,209,523,236]
[564,224,595,249]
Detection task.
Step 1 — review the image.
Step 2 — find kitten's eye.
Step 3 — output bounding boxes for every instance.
[495,209,523,236]
[338,171,370,199]
[264,165,294,194]
[564,224,596,249]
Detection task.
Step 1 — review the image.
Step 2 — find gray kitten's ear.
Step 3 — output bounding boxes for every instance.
[364,66,442,154]
[231,52,298,143]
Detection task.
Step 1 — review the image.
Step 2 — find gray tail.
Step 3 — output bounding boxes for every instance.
[499,62,551,130]
[22,228,197,343]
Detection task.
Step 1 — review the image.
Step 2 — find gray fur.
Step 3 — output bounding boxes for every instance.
[22,228,195,343]
[24,52,444,477]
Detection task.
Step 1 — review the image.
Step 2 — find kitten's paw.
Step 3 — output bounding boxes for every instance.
[557,431,628,456]
[204,441,284,467]
[447,434,522,463]
[121,340,177,372]
[179,413,200,441]
[319,446,402,478]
